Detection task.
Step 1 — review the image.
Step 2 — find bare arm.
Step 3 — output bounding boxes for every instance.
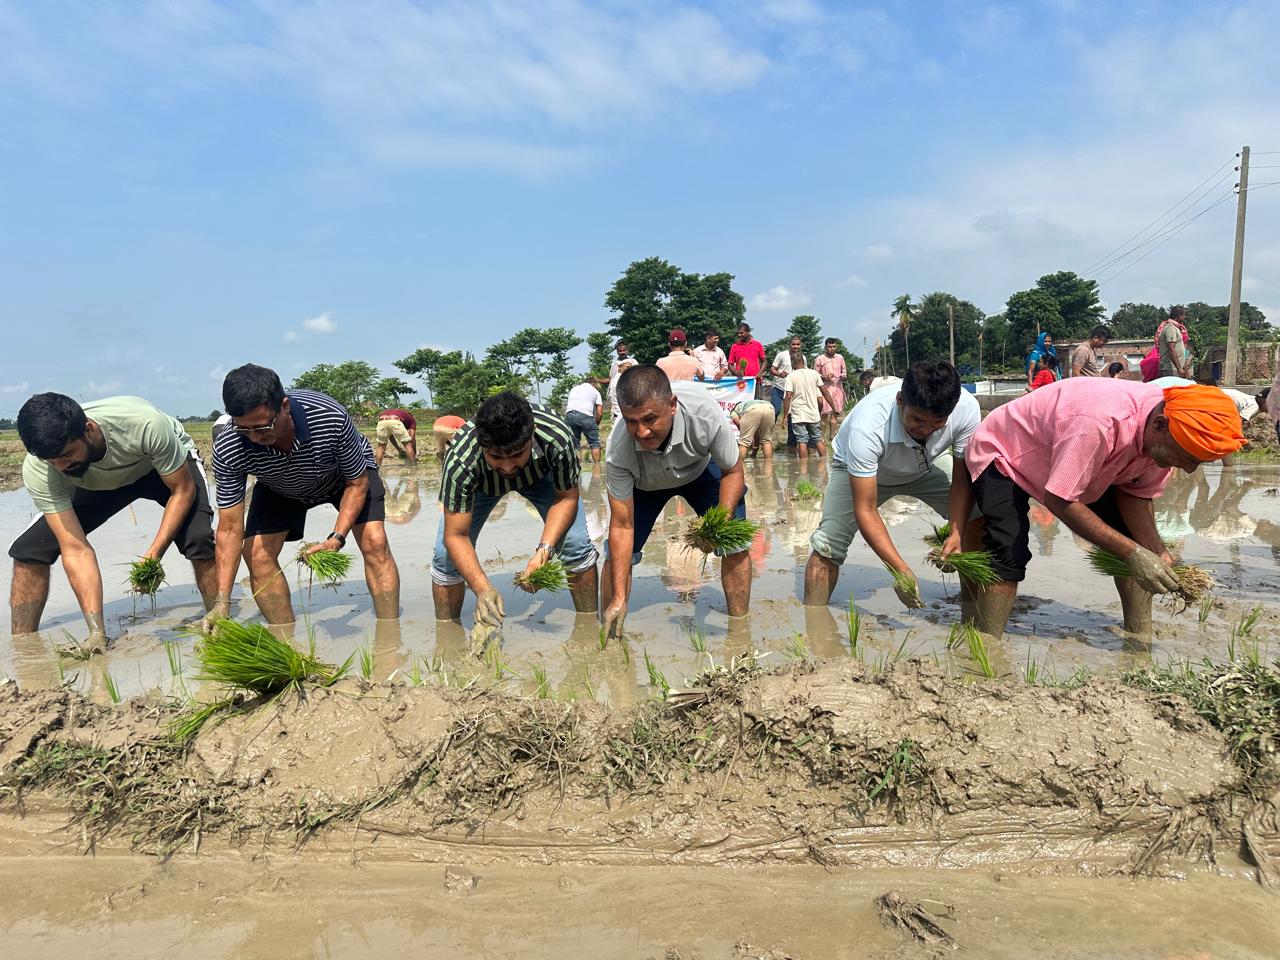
[818,384,839,414]
[442,509,493,596]
[850,475,909,574]
[45,510,105,635]
[716,457,746,512]
[212,502,245,600]
[301,473,369,556]
[603,492,636,637]
[940,460,973,557]
[1042,491,1170,562]
[594,403,603,424]
[145,462,196,560]
[518,486,579,589]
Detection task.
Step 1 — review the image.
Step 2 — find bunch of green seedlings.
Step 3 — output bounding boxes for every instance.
[793,479,823,501]
[885,564,922,607]
[1087,548,1212,605]
[946,622,997,679]
[128,557,166,596]
[297,547,353,586]
[922,522,998,587]
[684,505,759,553]
[513,553,567,593]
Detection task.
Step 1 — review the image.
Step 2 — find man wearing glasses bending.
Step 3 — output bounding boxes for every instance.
[205,364,401,627]
[803,362,980,610]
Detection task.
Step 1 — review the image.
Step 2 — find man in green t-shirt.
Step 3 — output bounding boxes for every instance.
[8,393,217,645]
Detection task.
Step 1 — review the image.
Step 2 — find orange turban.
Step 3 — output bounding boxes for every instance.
[1162,385,1247,461]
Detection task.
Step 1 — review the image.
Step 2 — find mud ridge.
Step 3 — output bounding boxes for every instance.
[0,662,1275,882]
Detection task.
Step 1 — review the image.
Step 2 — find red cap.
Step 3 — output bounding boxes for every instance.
[668,328,687,344]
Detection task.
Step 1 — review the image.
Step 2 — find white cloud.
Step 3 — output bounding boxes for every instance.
[841,274,868,288]
[1,381,29,395]
[301,312,336,334]
[863,243,893,260]
[283,330,303,342]
[750,285,811,311]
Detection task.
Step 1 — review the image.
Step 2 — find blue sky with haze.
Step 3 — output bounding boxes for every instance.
[1,0,1277,415]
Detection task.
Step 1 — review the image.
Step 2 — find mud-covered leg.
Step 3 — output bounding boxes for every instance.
[568,564,599,614]
[432,582,465,621]
[971,581,1016,642]
[1114,576,1154,636]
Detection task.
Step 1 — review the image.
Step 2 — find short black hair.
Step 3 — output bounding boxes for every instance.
[474,391,535,451]
[222,364,285,417]
[1042,355,1059,370]
[900,362,962,418]
[17,393,88,458]
[824,337,839,347]
[858,369,877,386]
[615,339,628,349]
[737,322,751,333]
[1107,361,1125,377]
[616,364,673,409]
[1090,325,1112,341]
[790,349,806,369]
[1258,386,1271,407]
[1169,305,1186,320]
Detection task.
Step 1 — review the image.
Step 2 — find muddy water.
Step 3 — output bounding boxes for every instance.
[2,853,1278,959]
[3,458,1280,703]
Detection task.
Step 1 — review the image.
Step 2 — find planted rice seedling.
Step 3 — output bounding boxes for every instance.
[793,479,822,501]
[357,641,374,681]
[1238,604,1264,639]
[101,668,122,705]
[950,622,996,678]
[927,548,999,588]
[598,625,609,651]
[868,738,925,802]
[684,505,759,554]
[297,548,353,587]
[128,557,166,602]
[56,631,100,662]
[163,640,182,678]
[846,600,863,658]
[784,632,810,661]
[922,522,952,548]
[513,554,568,593]
[193,619,352,697]
[643,648,670,699]
[1198,595,1214,624]
[168,698,236,745]
[1087,548,1213,604]
[532,664,551,700]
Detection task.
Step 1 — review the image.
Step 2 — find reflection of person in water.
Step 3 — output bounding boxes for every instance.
[1028,502,1060,557]
[383,476,422,525]
[1189,463,1256,541]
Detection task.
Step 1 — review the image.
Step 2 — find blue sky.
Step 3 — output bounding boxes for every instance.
[2,0,1277,415]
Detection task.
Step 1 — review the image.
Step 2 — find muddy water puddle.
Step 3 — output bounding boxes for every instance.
[3,459,1280,704]
[1,853,1277,960]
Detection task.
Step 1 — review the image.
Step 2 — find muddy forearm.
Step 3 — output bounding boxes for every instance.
[1044,495,1137,557]
[61,542,105,626]
[607,523,634,605]
[1113,492,1166,558]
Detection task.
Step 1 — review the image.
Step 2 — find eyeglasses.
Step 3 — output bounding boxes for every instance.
[233,413,279,435]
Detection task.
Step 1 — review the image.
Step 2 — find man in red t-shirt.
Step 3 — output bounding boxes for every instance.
[727,322,766,396]
[375,408,417,466]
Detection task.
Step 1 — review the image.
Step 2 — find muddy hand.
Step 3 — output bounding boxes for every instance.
[940,527,964,560]
[475,588,506,627]
[199,596,231,635]
[894,573,924,609]
[518,552,547,594]
[602,600,627,640]
[1127,547,1180,594]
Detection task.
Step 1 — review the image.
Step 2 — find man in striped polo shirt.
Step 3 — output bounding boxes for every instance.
[433,391,597,627]
[205,364,401,626]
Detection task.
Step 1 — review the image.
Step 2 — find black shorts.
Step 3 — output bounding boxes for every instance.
[244,469,385,541]
[9,457,215,566]
[971,464,1131,583]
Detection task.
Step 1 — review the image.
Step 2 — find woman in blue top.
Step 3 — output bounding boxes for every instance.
[1025,332,1057,389]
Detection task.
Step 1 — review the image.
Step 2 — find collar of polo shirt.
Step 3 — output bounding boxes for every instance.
[288,392,313,444]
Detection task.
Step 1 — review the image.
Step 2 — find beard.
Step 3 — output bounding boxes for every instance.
[61,460,92,478]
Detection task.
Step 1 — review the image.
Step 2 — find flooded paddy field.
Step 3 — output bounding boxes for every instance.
[2,456,1280,959]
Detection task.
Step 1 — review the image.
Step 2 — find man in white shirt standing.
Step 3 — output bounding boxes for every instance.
[803,362,980,608]
[770,335,804,451]
[782,352,837,460]
[563,377,604,463]
[693,331,728,381]
[598,340,638,423]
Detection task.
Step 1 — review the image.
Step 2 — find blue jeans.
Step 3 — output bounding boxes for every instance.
[564,410,600,450]
[770,386,799,447]
[614,462,749,566]
[430,472,598,585]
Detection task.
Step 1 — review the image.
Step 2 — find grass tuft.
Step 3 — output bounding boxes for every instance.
[684,505,759,554]
[298,548,353,586]
[513,554,568,593]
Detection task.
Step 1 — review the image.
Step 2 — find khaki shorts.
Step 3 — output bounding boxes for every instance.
[737,405,775,447]
[433,422,461,453]
[377,417,412,446]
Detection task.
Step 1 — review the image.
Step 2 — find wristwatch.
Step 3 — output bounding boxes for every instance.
[535,542,553,555]
[328,531,347,548]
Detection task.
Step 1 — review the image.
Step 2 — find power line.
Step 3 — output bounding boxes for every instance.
[1094,189,1237,288]
[1087,184,1236,282]
[1081,156,1235,275]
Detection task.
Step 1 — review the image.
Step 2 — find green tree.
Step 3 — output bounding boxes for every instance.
[887,292,984,373]
[486,326,583,402]
[393,347,454,405]
[891,294,916,367]
[291,361,412,413]
[430,353,524,417]
[586,331,615,381]
[1181,301,1273,361]
[764,314,824,364]
[604,257,745,363]
[1109,303,1166,340]
[1005,289,1062,360]
[979,313,1014,374]
[1034,271,1105,338]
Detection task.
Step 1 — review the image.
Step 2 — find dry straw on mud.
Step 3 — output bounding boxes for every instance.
[1087,548,1213,604]
[298,548,353,586]
[513,554,567,593]
[128,557,166,596]
[683,505,759,553]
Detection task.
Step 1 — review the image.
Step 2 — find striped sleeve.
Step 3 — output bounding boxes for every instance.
[211,431,248,509]
[439,427,480,514]
[534,408,580,492]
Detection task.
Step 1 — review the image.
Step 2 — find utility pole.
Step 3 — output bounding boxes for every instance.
[1225,146,1250,387]
[948,304,955,366]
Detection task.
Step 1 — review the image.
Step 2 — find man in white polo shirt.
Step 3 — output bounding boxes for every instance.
[601,364,749,638]
[803,361,980,608]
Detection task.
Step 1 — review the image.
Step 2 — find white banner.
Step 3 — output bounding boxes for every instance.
[697,376,759,415]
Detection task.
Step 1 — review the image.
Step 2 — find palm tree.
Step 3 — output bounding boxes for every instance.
[891,294,916,367]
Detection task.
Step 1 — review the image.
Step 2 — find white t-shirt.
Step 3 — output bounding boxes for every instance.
[770,350,797,389]
[608,356,638,411]
[868,375,903,393]
[784,368,823,423]
[833,385,980,483]
[566,383,602,418]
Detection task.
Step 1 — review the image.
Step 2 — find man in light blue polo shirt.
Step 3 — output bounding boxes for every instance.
[803,362,980,608]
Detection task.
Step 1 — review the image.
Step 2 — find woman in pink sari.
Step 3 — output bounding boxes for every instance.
[813,338,847,437]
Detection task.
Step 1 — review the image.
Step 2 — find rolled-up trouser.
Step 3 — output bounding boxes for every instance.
[970,464,1132,583]
[808,459,952,565]
[430,471,598,586]
[770,386,799,446]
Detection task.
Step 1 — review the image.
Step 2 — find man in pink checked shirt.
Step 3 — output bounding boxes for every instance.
[946,378,1245,640]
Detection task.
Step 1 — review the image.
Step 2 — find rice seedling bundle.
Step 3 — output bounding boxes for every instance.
[922,522,952,549]
[194,619,350,697]
[926,548,999,588]
[885,564,922,606]
[128,557,166,596]
[684,505,759,553]
[793,480,822,501]
[298,548,353,586]
[1086,548,1213,604]
[513,554,568,593]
